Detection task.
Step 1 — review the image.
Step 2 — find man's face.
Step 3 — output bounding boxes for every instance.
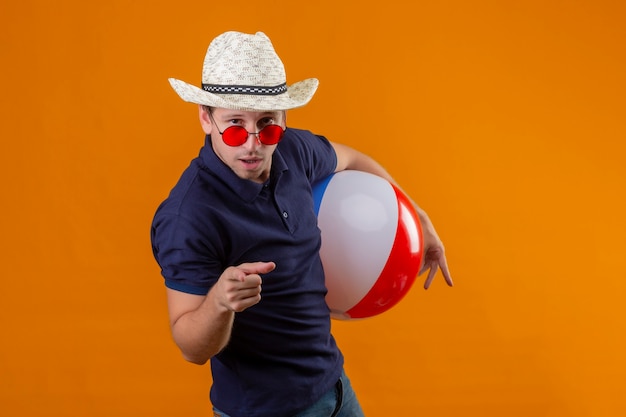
[199,107,285,184]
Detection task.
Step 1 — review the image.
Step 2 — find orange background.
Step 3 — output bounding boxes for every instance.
[1,0,625,416]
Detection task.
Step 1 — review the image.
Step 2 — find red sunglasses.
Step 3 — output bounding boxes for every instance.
[208,112,285,147]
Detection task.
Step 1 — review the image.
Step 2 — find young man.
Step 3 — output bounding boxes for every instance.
[151,31,453,417]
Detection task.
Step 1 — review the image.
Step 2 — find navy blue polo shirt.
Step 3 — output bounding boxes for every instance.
[151,128,344,417]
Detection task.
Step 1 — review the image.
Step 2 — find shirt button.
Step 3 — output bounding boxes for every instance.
[282,211,288,218]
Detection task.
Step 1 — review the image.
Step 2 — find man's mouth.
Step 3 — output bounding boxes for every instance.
[240,157,263,169]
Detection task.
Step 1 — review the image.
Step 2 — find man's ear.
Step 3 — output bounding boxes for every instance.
[198,105,212,134]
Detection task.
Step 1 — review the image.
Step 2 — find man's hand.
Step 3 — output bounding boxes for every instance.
[416,209,454,289]
[213,262,276,312]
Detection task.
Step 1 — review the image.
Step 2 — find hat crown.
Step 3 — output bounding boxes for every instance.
[202,31,286,88]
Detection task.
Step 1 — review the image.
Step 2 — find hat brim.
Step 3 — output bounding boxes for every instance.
[168,78,319,111]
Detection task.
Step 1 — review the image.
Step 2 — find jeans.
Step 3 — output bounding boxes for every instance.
[213,370,365,417]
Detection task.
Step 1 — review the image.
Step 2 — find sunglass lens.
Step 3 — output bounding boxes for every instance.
[259,125,284,145]
[222,126,249,146]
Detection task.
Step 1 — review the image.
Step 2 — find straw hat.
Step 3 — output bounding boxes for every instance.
[169,31,319,111]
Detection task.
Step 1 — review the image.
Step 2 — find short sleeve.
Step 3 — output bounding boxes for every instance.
[151,211,224,295]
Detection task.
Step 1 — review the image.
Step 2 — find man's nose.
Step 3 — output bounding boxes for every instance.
[241,131,261,148]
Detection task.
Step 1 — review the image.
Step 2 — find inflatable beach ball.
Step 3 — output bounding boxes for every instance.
[312,170,424,320]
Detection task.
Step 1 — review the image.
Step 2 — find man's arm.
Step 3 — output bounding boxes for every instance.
[166,262,275,365]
